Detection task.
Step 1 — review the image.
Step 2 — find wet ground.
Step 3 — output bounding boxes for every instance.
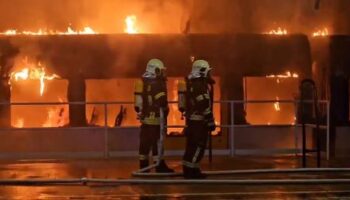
[0,155,349,199]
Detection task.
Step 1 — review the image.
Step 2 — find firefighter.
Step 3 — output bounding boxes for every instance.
[178,59,216,179]
[134,58,174,173]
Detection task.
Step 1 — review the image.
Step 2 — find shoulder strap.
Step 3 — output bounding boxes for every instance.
[207,79,214,109]
[142,78,149,108]
[184,77,195,113]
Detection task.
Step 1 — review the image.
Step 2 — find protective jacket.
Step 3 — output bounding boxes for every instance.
[178,77,213,122]
[134,77,168,125]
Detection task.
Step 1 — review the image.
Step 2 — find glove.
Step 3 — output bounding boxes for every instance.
[136,112,144,120]
[207,118,216,132]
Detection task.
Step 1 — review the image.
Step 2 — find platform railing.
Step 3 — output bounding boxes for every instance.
[0,99,330,160]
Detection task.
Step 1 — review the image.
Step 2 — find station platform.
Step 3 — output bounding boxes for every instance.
[0,155,349,199]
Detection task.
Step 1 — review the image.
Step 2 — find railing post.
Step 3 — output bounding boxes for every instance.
[230,101,235,157]
[104,103,109,159]
[326,101,330,161]
[294,101,299,156]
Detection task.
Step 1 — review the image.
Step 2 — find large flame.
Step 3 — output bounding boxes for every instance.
[267,71,299,113]
[1,26,97,36]
[42,98,68,128]
[10,61,60,96]
[274,97,281,111]
[266,27,288,35]
[124,15,138,34]
[14,118,24,128]
[266,71,298,79]
[312,28,329,37]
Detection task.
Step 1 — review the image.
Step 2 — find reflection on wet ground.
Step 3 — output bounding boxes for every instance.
[0,155,349,199]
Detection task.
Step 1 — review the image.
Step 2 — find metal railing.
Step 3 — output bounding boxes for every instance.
[0,99,330,160]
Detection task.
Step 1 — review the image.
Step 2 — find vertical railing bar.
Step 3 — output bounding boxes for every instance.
[230,101,235,156]
[294,101,299,156]
[326,101,330,161]
[104,103,109,159]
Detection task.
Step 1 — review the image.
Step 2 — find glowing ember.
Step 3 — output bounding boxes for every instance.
[10,61,60,96]
[312,28,329,37]
[266,27,288,35]
[1,26,97,36]
[266,71,299,79]
[274,97,281,111]
[124,15,138,34]
[14,118,24,128]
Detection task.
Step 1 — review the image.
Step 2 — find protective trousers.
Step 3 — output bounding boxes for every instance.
[139,124,160,162]
[182,120,208,169]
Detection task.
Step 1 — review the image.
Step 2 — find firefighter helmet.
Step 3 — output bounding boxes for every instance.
[145,59,166,77]
[191,60,212,78]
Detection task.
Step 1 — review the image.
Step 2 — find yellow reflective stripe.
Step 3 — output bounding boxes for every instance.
[154,92,166,100]
[153,156,164,161]
[189,114,205,121]
[192,147,201,163]
[139,155,149,160]
[196,94,210,102]
[203,108,211,115]
[195,95,204,102]
[183,161,200,168]
[141,117,160,125]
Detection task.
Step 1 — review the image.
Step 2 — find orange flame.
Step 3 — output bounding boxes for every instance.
[10,61,60,96]
[42,98,68,128]
[266,71,299,79]
[312,28,329,37]
[14,118,24,128]
[124,15,138,34]
[274,97,281,111]
[4,29,17,35]
[1,26,97,36]
[266,27,288,35]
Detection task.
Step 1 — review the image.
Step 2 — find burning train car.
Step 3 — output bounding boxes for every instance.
[0,32,315,158]
[0,0,349,159]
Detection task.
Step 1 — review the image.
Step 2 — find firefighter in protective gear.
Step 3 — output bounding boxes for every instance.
[134,58,174,173]
[178,59,216,179]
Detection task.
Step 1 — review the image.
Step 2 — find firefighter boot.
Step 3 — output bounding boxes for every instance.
[155,160,175,173]
[139,160,150,173]
[192,168,207,179]
[182,165,194,179]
